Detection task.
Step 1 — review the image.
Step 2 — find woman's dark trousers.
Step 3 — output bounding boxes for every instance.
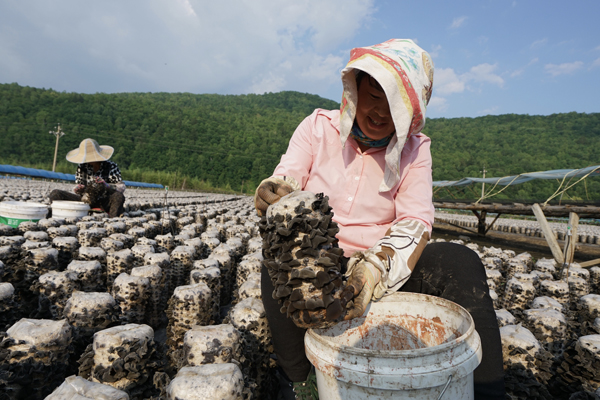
[261,241,505,399]
[48,189,125,218]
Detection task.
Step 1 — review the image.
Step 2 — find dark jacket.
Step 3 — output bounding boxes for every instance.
[75,161,122,186]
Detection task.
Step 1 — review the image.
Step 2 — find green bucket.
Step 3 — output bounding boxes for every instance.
[0,201,48,228]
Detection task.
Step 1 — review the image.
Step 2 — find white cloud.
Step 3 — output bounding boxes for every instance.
[462,63,504,87]
[429,44,442,59]
[250,71,288,94]
[479,106,499,115]
[428,96,448,112]
[510,57,538,77]
[434,68,465,96]
[177,0,197,17]
[544,61,584,77]
[0,0,375,97]
[450,16,467,29]
[510,69,523,79]
[557,40,574,47]
[530,38,547,49]
[434,64,504,93]
[300,54,344,81]
[431,63,503,112]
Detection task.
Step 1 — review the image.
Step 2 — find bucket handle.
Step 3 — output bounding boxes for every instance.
[437,375,453,400]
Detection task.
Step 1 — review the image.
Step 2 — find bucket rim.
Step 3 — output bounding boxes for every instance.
[51,200,88,205]
[307,292,476,358]
[51,201,90,210]
[0,201,48,210]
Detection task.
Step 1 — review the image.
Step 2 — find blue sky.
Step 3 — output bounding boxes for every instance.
[1,0,598,118]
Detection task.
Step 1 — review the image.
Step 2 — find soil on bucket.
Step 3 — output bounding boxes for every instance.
[359,322,426,350]
[351,315,461,351]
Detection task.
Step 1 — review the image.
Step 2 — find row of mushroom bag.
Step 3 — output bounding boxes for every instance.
[0,183,599,399]
[0,196,276,400]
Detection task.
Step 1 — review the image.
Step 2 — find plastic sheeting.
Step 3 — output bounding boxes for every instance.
[0,164,163,189]
[433,165,600,188]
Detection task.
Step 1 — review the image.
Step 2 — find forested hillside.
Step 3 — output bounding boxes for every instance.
[425,113,600,201]
[1,83,599,201]
[0,83,338,193]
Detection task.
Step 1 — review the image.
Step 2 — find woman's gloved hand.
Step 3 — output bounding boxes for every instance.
[113,182,126,193]
[254,176,299,216]
[344,259,381,320]
[107,182,126,195]
[93,177,109,188]
[342,220,430,320]
[73,184,85,195]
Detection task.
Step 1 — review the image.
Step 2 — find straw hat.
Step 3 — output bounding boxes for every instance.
[66,139,114,164]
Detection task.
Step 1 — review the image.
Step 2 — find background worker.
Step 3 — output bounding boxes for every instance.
[255,39,504,400]
[48,138,126,218]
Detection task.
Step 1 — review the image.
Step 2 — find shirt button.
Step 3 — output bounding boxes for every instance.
[348,197,353,201]
[355,177,359,180]
[359,155,363,159]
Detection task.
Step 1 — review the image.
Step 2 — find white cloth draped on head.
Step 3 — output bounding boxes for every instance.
[339,39,434,193]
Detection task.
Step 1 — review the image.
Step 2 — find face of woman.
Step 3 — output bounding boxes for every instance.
[356,75,395,140]
[355,75,395,141]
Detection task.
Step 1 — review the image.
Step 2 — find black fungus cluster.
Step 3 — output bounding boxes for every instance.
[259,193,354,328]
[77,333,165,399]
[81,181,112,206]
[0,331,75,399]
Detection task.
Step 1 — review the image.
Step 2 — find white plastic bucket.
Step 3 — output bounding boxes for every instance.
[51,201,90,219]
[0,201,48,228]
[305,292,482,400]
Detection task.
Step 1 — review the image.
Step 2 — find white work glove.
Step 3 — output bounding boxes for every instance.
[346,219,430,304]
[254,176,300,216]
[109,182,126,193]
[344,259,381,320]
[73,184,85,195]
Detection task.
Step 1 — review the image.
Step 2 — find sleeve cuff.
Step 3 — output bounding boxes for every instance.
[368,220,428,299]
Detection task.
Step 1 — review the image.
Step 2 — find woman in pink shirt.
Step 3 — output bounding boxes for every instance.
[255,39,504,400]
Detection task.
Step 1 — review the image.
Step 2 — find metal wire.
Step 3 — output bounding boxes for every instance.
[437,374,453,399]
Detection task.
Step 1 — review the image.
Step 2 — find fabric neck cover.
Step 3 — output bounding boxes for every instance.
[349,123,393,148]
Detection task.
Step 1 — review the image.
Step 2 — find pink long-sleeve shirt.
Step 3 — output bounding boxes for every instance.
[273,109,434,257]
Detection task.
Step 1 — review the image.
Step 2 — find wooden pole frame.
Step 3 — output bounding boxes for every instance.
[580,259,600,268]
[565,212,579,265]
[531,203,565,265]
[531,204,593,267]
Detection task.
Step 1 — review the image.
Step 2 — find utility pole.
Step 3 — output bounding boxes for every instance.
[49,123,65,172]
[480,166,487,199]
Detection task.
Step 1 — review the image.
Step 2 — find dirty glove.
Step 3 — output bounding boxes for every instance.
[343,219,430,316]
[106,183,126,195]
[81,192,92,204]
[359,220,430,300]
[254,176,300,216]
[73,184,85,195]
[344,259,381,320]
[93,177,109,188]
[81,178,111,205]
[110,182,126,193]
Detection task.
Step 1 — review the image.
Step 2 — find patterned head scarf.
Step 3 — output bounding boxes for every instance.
[340,39,434,192]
